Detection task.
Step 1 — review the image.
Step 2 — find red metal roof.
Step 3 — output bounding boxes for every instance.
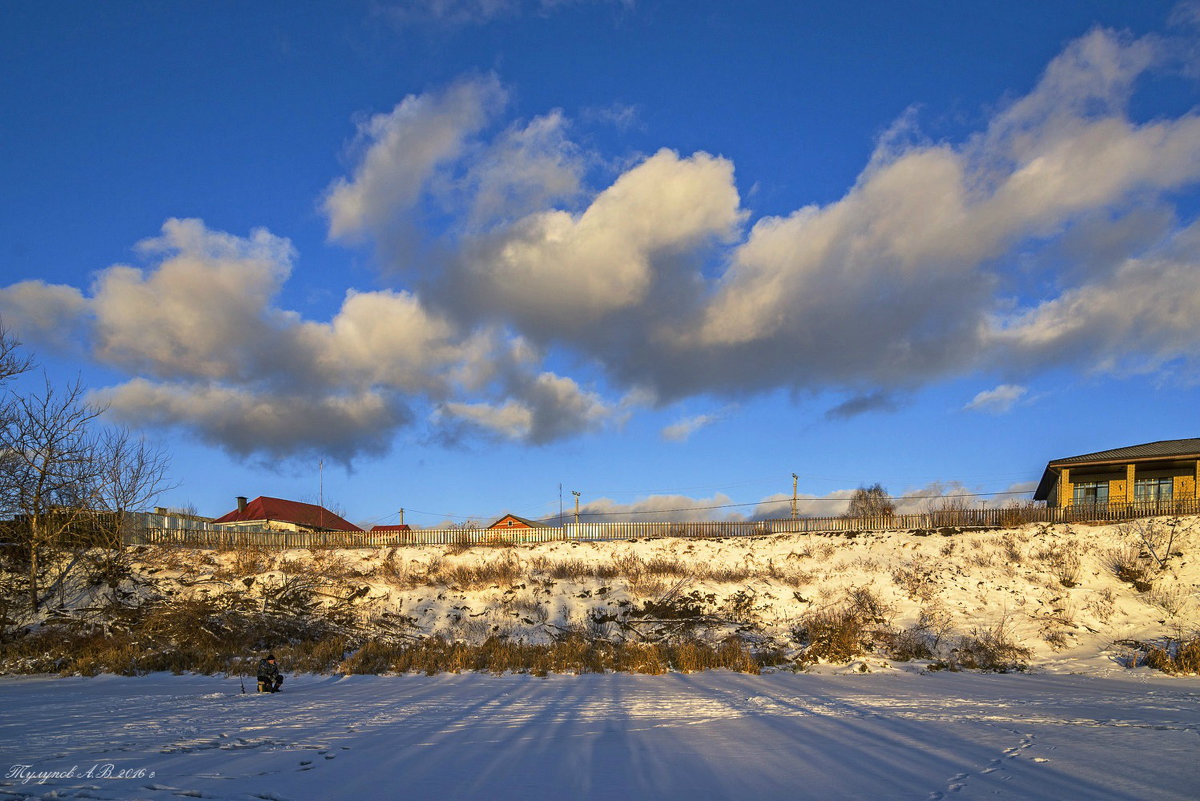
[369,524,411,532]
[213,496,362,532]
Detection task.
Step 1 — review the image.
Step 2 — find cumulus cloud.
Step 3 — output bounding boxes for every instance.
[96,379,410,462]
[7,25,1200,462]
[579,493,742,523]
[0,281,89,352]
[317,31,1200,411]
[448,148,745,331]
[437,370,614,443]
[0,218,619,462]
[984,221,1200,375]
[458,111,585,227]
[323,75,507,248]
[670,28,1200,399]
[964,384,1029,414]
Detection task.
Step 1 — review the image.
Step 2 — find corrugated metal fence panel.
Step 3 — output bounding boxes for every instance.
[125,499,1200,549]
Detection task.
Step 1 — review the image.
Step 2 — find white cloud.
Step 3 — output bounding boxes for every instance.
[660,27,1200,396]
[985,221,1200,375]
[437,399,533,440]
[89,219,299,382]
[964,384,1029,414]
[8,27,1200,460]
[452,148,744,329]
[0,218,620,461]
[96,379,409,462]
[580,493,740,523]
[661,413,719,442]
[438,370,614,443]
[323,75,506,244]
[0,280,89,352]
[459,111,585,227]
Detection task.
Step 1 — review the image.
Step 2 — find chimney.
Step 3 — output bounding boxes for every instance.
[237,496,247,513]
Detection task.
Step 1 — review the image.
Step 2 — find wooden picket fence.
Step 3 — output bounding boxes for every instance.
[125,498,1200,550]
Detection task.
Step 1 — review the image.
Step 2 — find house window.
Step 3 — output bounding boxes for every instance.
[1134,477,1173,503]
[1073,481,1108,506]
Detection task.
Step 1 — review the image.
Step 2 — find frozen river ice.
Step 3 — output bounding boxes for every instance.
[1,670,1198,800]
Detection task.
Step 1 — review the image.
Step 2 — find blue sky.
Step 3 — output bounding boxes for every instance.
[2,1,1199,527]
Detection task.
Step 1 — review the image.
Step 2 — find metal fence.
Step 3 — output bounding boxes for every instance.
[124,498,1200,550]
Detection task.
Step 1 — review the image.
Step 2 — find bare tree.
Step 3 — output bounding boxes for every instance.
[93,427,174,541]
[847,483,896,518]
[0,375,104,612]
[88,428,175,583]
[0,324,32,386]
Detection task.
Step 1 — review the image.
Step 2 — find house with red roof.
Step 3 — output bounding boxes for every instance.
[213,496,361,533]
[488,514,552,530]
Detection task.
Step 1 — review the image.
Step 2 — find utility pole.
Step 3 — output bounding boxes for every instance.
[792,473,798,523]
[319,459,325,531]
[399,508,404,526]
[572,490,581,525]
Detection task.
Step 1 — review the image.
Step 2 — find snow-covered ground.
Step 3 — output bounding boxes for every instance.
[70,517,1197,672]
[1,670,1198,801]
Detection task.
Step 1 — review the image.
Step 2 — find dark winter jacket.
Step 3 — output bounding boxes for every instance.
[257,658,280,681]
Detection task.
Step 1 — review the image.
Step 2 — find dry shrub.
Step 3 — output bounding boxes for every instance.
[507,594,549,623]
[766,561,810,588]
[1143,637,1200,675]
[1000,532,1025,564]
[797,606,870,662]
[1109,544,1153,592]
[892,563,935,601]
[378,547,411,585]
[231,545,272,577]
[1122,519,1182,570]
[1043,629,1068,649]
[1148,584,1190,617]
[952,619,1031,672]
[437,552,522,590]
[1037,544,1082,588]
[999,502,1042,528]
[643,556,689,577]
[338,633,770,676]
[310,550,358,580]
[707,564,754,583]
[795,587,891,663]
[881,626,934,661]
[1085,588,1115,623]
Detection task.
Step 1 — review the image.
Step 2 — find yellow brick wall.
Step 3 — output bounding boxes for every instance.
[1176,474,1195,501]
[1059,468,1072,509]
[1110,479,1127,503]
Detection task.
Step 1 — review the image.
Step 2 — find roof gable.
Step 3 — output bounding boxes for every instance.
[213,496,362,532]
[488,513,552,530]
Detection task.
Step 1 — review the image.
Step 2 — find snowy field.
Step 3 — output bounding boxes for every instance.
[2,671,1198,801]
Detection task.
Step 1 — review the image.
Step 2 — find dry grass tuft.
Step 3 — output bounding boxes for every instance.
[951,619,1031,672]
[1144,637,1200,675]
